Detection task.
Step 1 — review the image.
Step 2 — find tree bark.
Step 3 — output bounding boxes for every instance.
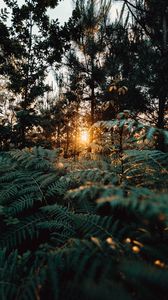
[156,13,167,152]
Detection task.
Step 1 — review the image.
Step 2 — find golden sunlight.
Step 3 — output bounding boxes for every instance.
[80,130,89,144]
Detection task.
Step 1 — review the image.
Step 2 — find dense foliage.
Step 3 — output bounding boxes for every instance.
[0,143,167,300]
[0,0,168,299]
[0,0,168,152]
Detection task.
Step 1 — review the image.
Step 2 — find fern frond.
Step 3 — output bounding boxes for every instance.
[74,213,121,240]
[0,213,43,250]
[7,194,42,216]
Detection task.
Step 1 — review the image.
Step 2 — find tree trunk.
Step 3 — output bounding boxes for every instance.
[90,53,96,145]
[20,2,33,148]
[65,125,70,157]
[90,54,95,126]
[156,13,167,152]
[56,124,61,148]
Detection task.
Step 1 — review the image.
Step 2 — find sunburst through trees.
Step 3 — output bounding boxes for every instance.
[0,0,168,299]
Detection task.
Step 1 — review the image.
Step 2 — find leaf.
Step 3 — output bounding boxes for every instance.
[164,131,168,144]
[146,127,156,140]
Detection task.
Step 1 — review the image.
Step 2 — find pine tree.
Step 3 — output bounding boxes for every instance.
[0,0,67,148]
[67,0,112,127]
[115,0,168,151]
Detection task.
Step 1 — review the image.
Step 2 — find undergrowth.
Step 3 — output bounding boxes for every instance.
[0,145,168,300]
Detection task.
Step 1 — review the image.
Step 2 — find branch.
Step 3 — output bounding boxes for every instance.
[123,0,162,52]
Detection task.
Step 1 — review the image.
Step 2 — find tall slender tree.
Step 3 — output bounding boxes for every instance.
[67,0,112,126]
[114,0,168,150]
[0,0,67,148]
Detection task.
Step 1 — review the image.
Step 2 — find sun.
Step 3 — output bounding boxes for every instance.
[80,130,89,143]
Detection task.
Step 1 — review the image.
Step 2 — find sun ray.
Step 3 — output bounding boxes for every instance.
[80,130,89,143]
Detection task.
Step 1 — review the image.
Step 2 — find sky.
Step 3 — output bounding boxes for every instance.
[47,0,73,24]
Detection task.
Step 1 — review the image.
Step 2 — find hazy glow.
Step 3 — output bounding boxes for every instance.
[80,130,89,143]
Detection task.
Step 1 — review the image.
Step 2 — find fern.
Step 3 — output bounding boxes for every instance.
[0,250,19,299]
[0,213,43,250]
[0,145,167,299]
[123,150,168,188]
[7,194,42,216]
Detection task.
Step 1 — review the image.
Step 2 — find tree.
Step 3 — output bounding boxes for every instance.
[114,0,168,151]
[0,0,68,148]
[100,18,150,121]
[67,0,112,127]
